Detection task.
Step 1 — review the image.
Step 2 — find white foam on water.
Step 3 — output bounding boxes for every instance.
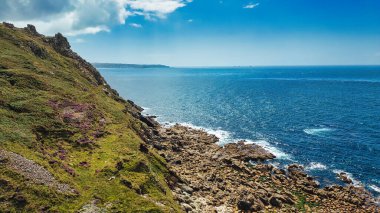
[305,162,327,171]
[332,169,362,186]
[244,139,292,160]
[165,122,233,145]
[303,127,334,136]
[163,122,294,161]
[141,107,151,115]
[369,185,380,193]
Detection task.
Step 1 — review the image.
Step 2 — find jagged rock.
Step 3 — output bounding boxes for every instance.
[139,143,149,153]
[44,32,110,88]
[337,172,353,184]
[181,203,193,212]
[221,141,275,161]
[269,196,282,208]
[140,115,159,127]
[237,200,252,211]
[24,24,40,36]
[2,22,14,28]
[48,33,71,55]
[179,184,194,194]
[27,41,48,58]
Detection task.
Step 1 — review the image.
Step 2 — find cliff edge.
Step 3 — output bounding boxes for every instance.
[0,22,180,212]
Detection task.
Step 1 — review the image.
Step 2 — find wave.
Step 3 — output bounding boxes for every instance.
[305,162,327,171]
[243,140,291,160]
[369,185,380,193]
[165,122,291,160]
[165,122,233,145]
[303,127,334,136]
[141,107,151,115]
[332,169,362,186]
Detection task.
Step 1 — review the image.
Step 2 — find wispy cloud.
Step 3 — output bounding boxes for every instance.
[243,3,260,9]
[129,23,142,28]
[72,38,85,43]
[0,0,192,36]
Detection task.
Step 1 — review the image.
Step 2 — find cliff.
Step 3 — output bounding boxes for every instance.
[0,23,180,212]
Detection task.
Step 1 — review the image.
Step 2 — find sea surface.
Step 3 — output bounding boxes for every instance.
[98,66,380,195]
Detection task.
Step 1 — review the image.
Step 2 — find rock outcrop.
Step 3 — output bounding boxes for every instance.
[139,124,380,212]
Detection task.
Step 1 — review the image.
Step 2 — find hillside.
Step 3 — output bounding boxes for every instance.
[0,23,180,212]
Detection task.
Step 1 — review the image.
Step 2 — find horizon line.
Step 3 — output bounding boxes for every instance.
[92,63,380,68]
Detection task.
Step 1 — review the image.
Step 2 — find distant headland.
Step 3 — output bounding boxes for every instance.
[93,63,170,69]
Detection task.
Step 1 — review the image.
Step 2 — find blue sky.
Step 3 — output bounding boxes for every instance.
[2,0,380,66]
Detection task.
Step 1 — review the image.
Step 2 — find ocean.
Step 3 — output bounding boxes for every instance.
[98,66,380,195]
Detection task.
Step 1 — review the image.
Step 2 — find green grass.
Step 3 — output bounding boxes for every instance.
[0,23,180,212]
[294,192,320,212]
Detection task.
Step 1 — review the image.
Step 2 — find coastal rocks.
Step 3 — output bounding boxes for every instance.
[139,115,160,127]
[147,124,380,212]
[269,196,282,208]
[221,140,275,161]
[237,200,252,211]
[337,172,353,184]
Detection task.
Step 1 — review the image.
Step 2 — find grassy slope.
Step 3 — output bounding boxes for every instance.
[0,24,179,212]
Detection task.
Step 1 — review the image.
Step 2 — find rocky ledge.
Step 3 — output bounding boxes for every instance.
[141,123,379,212]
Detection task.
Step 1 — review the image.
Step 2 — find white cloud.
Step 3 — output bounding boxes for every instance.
[129,23,142,28]
[1,0,191,36]
[243,3,260,9]
[72,38,86,43]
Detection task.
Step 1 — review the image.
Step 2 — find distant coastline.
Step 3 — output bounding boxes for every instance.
[93,63,170,69]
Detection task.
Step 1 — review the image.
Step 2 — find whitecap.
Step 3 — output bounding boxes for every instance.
[163,122,292,161]
[332,169,362,186]
[369,185,380,193]
[244,139,291,160]
[305,162,327,171]
[303,127,334,136]
[141,107,151,115]
[165,122,233,145]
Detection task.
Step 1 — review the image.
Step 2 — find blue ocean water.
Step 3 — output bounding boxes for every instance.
[98,66,380,195]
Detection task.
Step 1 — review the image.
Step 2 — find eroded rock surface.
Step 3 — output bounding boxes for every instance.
[142,124,379,212]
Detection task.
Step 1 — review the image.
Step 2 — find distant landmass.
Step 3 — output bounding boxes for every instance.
[93,63,170,68]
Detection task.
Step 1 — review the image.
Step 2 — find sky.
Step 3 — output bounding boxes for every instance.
[1,0,380,66]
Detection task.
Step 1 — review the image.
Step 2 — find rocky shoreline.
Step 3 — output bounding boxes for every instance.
[136,114,379,212]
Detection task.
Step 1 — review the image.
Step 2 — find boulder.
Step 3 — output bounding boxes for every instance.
[2,22,14,28]
[269,196,282,208]
[237,200,252,211]
[181,203,193,212]
[337,172,353,184]
[221,141,275,162]
[24,24,40,36]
